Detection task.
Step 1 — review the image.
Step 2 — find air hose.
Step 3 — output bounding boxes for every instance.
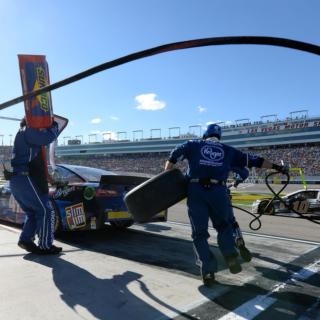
[231,171,320,231]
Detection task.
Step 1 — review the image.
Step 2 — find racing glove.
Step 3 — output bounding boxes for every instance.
[272,163,289,174]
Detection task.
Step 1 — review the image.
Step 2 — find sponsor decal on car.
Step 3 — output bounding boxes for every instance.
[107,211,132,220]
[65,203,86,230]
[53,186,76,199]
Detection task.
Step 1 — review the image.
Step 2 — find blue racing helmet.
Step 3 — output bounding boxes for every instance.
[202,123,222,140]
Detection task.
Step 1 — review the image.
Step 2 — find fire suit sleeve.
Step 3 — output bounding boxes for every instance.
[24,124,59,146]
[232,166,249,180]
[231,148,264,168]
[168,141,190,164]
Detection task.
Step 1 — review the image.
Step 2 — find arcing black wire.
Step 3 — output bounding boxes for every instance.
[1,36,320,111]
[230,170,320,230]
[265,171,320,225]
[229,183,264,231]
[232,204,262,231]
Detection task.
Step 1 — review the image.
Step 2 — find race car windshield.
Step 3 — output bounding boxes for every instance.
[63,165,116,182]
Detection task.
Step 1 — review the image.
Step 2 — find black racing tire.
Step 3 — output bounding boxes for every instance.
[124,168,187,223]
[110,220,134,229]
[258,200,275,215]
[51,201,62,233]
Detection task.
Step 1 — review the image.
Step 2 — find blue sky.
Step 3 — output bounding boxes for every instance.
[1,0,320,144]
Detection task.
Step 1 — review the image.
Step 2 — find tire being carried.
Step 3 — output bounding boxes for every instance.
[124,168,187,223]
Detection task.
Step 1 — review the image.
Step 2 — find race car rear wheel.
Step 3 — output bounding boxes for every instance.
[51,201,62,233]
[110,220,134,229]
[258,200,275,215]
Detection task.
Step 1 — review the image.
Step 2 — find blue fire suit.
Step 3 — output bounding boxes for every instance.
[10,124,58,249]
[229,167,249,246]
[168,139,263,275]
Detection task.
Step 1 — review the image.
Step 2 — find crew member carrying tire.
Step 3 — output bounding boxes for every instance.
[165,123,288,287]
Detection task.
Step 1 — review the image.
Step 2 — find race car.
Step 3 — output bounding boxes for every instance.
[251,188,320,215]
[0,164,167,231]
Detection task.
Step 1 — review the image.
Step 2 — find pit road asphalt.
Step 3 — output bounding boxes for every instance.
[0,183,319,320]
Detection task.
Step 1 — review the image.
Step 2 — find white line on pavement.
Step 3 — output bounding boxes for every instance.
[0,224,20,233]
[218,259,320,320]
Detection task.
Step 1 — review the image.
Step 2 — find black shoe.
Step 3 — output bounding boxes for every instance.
[38,245,62,255]
[239,246,252,262]
[202,272,215,287]
[18,240,40,253]
[225,255,242,274]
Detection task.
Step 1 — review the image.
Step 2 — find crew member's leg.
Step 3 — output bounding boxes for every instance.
[10,176,39,252]
[37,195,56,250]
[207,186,242,273]
[25,177,60,253]
[187,184,217,285]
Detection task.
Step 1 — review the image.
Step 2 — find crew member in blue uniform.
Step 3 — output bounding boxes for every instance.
[229,166,252,262]
[165,123,287,287]
[10,117,62,254]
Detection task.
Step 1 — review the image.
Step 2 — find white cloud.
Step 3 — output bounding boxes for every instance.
[135,93,166,111]
[197,106,207,113]
[110,116,119,121]
[91,118,102,124]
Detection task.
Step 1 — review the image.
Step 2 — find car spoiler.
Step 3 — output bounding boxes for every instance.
[99,175,150,186]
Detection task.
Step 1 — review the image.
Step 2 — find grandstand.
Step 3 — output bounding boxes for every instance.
[53,110,320,183]
[1,110,320,182]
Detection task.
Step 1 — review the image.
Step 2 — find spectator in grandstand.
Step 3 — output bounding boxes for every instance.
[165,123,287,287]
[10,117,62,255]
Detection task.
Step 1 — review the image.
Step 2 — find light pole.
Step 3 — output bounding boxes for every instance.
[132,130,143,141]
[188,125,202,138]
[0,135,3,146]
[168,127,180,139]
[63,136,71,145]
[75,135,83,144]
[117,131,127,141]
[88,134,98,144]
[9,134,13,146]
[150,128,161,139]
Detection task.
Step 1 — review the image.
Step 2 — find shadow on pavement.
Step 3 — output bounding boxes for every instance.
[56,226,207,277]
[24,254,199,320]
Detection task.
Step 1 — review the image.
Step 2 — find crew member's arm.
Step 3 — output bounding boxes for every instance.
[247,154,288,174]
[25,121,59,146]
[232,149,288,174]
[164,141,189,171]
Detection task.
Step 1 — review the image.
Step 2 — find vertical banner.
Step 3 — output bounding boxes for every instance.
[18,54,53,129]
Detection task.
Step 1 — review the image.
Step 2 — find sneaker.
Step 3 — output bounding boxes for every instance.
[239,245,252,262]
[38,245,62,255]
[225,255,242,274]
[202,272,215,287]
[18,240,40,254]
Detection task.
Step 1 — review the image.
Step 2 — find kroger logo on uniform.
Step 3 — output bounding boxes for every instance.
[201,145,224,162]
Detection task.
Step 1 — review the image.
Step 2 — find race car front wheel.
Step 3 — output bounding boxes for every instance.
[258,200,275,215]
